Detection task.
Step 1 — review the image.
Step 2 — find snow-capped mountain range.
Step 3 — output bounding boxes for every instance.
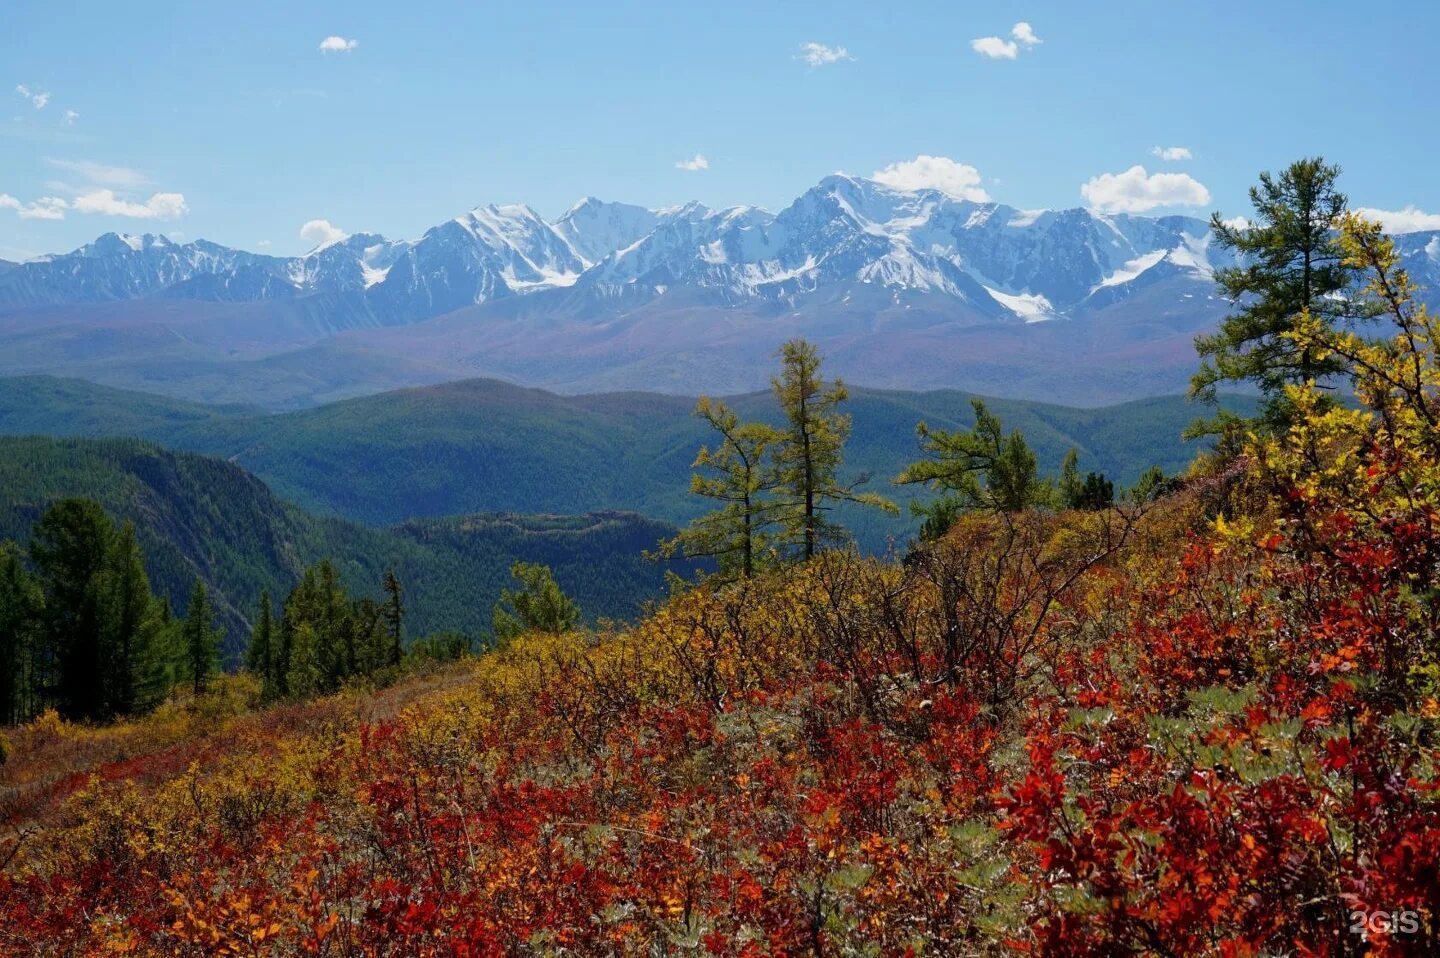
[9,172,1398,325]
[4,173,1438,407]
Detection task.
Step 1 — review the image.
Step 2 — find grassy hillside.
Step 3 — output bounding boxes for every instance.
[0,435,685,660]
[0,375,1254,550]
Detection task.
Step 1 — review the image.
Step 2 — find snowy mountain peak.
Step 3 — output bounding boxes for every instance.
[8,173,1438,336]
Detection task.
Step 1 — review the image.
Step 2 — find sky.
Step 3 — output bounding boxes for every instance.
[3,0,1439,260]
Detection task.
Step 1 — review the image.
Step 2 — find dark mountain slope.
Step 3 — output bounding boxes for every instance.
[0,436,684,660]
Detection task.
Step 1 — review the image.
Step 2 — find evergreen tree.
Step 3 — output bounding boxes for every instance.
[0,543,43,725]
[1056,451,1115,511]
[1074,473,1115,511]
[350,597,388,676]
[182,579,219,697]
[770,339,895,559]
[29,499,114,720]
[1126,465,1175,505]
[279,562,347,697]
[1190,157,1369,437]
[95,522,166,715]
[897,400,1050,517]
[1057,449,1084,510]
[246,589,275,694]
[658,397,782,580]
[382,569,404,667]
[492,562,579,644]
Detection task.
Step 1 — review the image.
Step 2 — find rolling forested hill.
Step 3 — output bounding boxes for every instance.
[0,376,1252,550]
[0,435,685,660]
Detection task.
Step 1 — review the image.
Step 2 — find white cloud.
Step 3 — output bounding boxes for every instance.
[972,22,1041,60]
[16,84,51,109]
[1,193,69,220]
[1355,205,1440,234]
[675,153,709,172]
[1151,145,1193,161]
[319,36,358,53]
[970,36,1017,59]
[1080,165,1211,213]
[798,42,853,67]
[871,155,990,202]
[300,218,348,247]
[71,189,188,219]
[1011,22,1042,46]
[257,239,273,247]
[17,196,69,220]
[46,158,149,187]
[62,110,79,126]
[1220,215,1251,232]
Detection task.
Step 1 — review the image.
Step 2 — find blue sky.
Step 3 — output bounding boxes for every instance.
[3,0,1438,260]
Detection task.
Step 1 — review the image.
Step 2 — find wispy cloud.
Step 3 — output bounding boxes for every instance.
[1080,165,1210,213]
[1151,146,1193,161]
[47,158,150,188]
[62,110,78,126]
[798,42,853,67]
[319,36,358,53]
[972,22,1042,60]
[871,155,990,202]
[16,83,51,109]
[675,154,710,172]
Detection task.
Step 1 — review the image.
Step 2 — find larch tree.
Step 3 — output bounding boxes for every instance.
[897,399,1050,524]
[1190,157,1371,438]
[770,338,895,559]
[492,562,579,644]
[658,397,782,581]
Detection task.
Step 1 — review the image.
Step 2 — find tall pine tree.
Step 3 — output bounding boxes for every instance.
[182,579,219,697]
[382,569,404,667]
[95,522,166,715]
[30,499,113,720]
[246,589,275,696]
[1190,157,1369,438]
[0,543,42,725]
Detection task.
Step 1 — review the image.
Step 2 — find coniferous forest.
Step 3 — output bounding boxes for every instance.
[2,158,1440,953]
